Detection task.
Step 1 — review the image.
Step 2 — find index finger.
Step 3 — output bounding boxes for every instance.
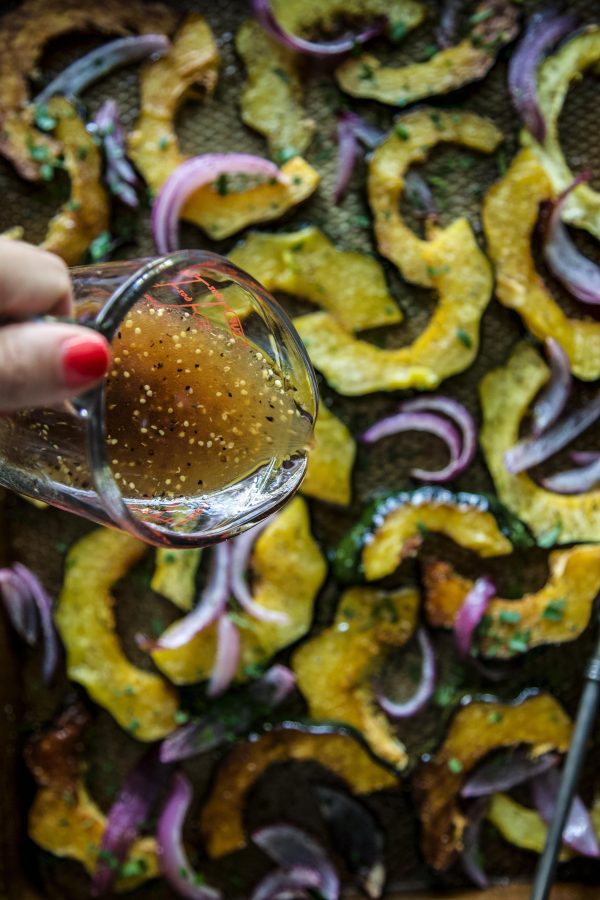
[0,239,73,320]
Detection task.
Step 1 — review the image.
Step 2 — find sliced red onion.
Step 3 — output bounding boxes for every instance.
[160,664,296,763]
[93,100,139,208]
[404,171,438,221]
[543,173,600,305]
[230,521,288,625]
[436,0,464,49]
[341,112,385,151]
[10,563,60,684]
[252,825,339,900]
[250,866,322,900]
[34,35,170,104]
[139,543,230,651]
[375,628,435,719]
[152,154,287,254]
[454,576,496,660]
[333,114,359,205]
[460,798,490,889]
[252,0,386,58]
[92,747,170,896]
[540,457,600,495]
[508,10,577,143]
[157,772,221,900]
[0,568,39,645]
[505,394,600,474]
[571,450,600,465]
[401,396,476,479]
[207,614,241,698]
[362,410,464,483]
[316,787,385,899]
[532,768,600,858]
[461,750,558,799]
[530,338,572,437]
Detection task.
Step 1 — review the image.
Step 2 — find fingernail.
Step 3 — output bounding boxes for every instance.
[61,336,111,388]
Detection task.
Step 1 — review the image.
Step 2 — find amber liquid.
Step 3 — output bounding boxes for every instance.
[103,302,312,502]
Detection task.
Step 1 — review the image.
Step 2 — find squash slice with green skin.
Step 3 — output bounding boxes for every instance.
[301,404,356,507]
[487,793,574,861]
[229,226,402,331]
[367,108,502,286]
[293,218,493,396]
[413,692,572,871]
[151,548,202,612]
[334,487,530,583]
[200,727,398,858]
[236,20,314,158]
[54,528,179,741]
[272,0,425,42]
[483,149,600,380]
[293,586,419,769]
[424,544,600,658]
[480,342,600,544]
[337,1,519,108]
[152,498,326,685]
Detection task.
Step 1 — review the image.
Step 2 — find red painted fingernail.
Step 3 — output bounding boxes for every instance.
[61,336,111,388]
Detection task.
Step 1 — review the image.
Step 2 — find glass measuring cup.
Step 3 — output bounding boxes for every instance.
[0,251,318,546]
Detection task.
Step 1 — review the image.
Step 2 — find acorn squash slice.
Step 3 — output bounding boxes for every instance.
[293,218,492,396]
[151,498,327,685]
[424,544,600,658]
[199,725,398,859]
[271,0,425,43]
[486,793,574,861]
[336,1,519,108]
[26,704,159,891]
[480,341,600,544]
[54,528,179,741]
[412,691,572,871]
[151,548,202,612]
[236,19,315,159]
[334,487,530,583]
[229,226,402,331]
[293,586,419,769]
[483,148,600,380]
[301,404,356,507]
[367,108,502,287]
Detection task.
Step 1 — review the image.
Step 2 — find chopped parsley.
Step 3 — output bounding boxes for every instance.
[77,145,88,160]
[98,849,120,870]
[538,522,562,548]
[429,110,444,131]
[128,718,141,733]
[89,231,113,262]
[456,329,473,348]
[29,143,49,162]
[34,103,57,132]
[542,598,566,622]
[174,709,190,725]
[119,858,148,878]
[426,264,450,278]
[215,173,229,196]
[358,62,374,81]
[433,684,455,707]
[499,609,522,625]
[351,214,371,228]
[448,757,463,774]
[275,146,298,165]
[470,8,495,24]
[419,43,438,61]
[487,710,504,724]
[395,123,411,141]
[496,148,507,176]
[389,20,408,43]
[158,136,170,151]
[272,66,290,82]
[508,629,532,654]
[39,163,54,181]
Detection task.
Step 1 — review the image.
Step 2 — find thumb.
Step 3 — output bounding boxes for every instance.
[0,322,111,412]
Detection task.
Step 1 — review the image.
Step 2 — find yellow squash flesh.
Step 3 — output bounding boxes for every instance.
[522,26,600,240]
[236,20,314,158]
[40,97,109,265]
[152,498,327,684]
[293,586,419,769]
[424,544,600,657]
[368,108,502,286]
[301,404,356,507]
[229,226,402,331]
[200,729,398,858]
[151,548,202,611]
[54,528,178,741]
[486,793,573,861]
[273,0,425,39]
[413,693,572,871]
[293,218,493,395]
[483,148,600,380]
[480,342,600,544]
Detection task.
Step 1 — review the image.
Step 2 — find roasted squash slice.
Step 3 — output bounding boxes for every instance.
[337,1,519,108]
[413,692,572,871]
[293,586,419,769]
[128,15,319,241]
[26,705,159,891]
[272,0,425,42]
[54,528,179,741]
[368,108,502,286]
[152,498,327,684]
[236,20,315,158]
[151,548,202,612]
[294,219,492,395]
[480,342,600,544]
[486,793,573,861]
[522,26,600,240]
[200,727,398,858]
[483,149,600,380]
[334,487,529,583]
[0,0,177,179]
[301,404,356,507]
[39,97,109,265]
[424,544,600,658]
[229,226,402,331]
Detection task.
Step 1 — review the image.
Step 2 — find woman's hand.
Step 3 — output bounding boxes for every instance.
[0,239,111,412]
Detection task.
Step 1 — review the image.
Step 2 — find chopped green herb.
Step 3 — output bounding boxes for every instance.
[496,149,507,176]
[448,757,463,774]
[150,616,165,638]
[228,610,257,631]
[119,858,148,878]
[174,709,190,725]
[77,145,88,160]
[158,136,170,151]
[389,20,408,43]
[128,718,140,733]
[39,163,54,182]
[98,849,120,870]
[358,62,374,81]
[456,329,473,348]
[292,175,303,185]
[499,609,522,625]
[123,685,136,697]
[275,146,298,165]
[470,8,494,24]
[542,598,566,622]
[538,522,562,548]
[477,613,493,635]
[66,199,81,211]
[416,520,429,537]
[420,44,438,61]
[508,629,531,654]
[433,684,455,707]
[215,173,229,196]
[429,111,444,131]
[272,66,290,83]
[351,214,371,228]
[29,144,49,161]
[89,231,112,262]
[163,552,177,564]
[487,710,504,725]
[243,662,266,679]
[34,104,57,132]
[395,122,411,141]
[426,264,450,278]
[426,174,449,193]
